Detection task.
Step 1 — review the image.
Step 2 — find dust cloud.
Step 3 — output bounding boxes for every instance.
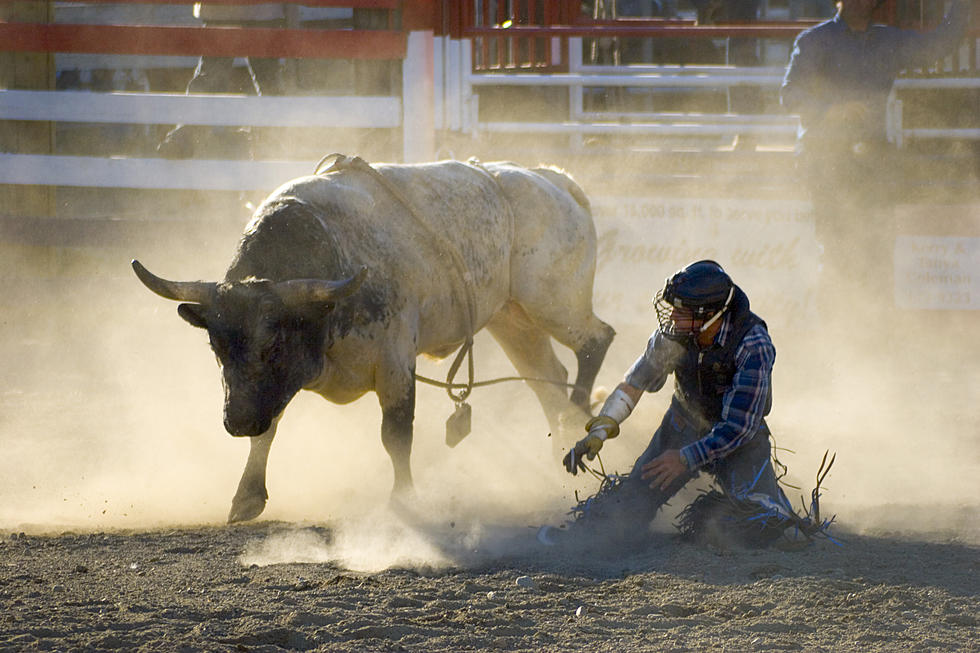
[0,135,977,576]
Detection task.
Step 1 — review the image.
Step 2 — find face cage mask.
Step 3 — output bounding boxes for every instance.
[654,287,734,341]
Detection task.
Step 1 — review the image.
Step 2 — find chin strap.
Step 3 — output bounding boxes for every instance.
[698,286,734,334]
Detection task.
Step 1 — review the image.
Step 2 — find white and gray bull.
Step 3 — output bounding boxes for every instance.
[133,158,614,522]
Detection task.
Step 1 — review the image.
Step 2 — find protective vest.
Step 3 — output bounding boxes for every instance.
[673,285,770,421]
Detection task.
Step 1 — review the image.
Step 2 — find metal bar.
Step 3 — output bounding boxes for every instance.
[461,24,819,38]
[577,18,697,25]
[433,35,446,129]
[402,30,435,162]
[478,120,800,136]
[469,72,786,87]
[542,0,553,67]
[0,23,407,59]
[903,128,980,139]
[576,111,800,125]
[477,35,487,70]
[893,77,980,89]
[578,64,789,76]
[445,37,462,130]
[461,37,474,132]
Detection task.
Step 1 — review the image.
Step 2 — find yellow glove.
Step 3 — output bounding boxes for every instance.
[585,415,620,439]
[562,416,619,475]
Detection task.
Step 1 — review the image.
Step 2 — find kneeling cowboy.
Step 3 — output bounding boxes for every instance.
[560,260,800,547]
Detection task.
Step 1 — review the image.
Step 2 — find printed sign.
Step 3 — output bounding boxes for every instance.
[590,196,820,332]
[894,236,979,310]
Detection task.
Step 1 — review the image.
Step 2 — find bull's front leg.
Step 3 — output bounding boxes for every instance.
[228,420,278,523]
[376,356,417,496]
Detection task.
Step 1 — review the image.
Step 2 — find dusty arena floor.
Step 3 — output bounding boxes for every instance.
[1,518,978,652]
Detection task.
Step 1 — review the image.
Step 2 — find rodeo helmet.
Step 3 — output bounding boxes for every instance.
[654,260,734,340]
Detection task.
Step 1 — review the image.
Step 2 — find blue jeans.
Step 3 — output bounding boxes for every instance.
[574,397,793,541]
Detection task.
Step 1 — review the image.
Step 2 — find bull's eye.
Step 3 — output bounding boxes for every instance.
[259,325,284,363]
[210,329,248,365]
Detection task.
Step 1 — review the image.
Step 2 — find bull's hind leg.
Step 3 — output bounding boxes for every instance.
[486,302,576,438]
[566,315,616,411]
[520,302,615,414]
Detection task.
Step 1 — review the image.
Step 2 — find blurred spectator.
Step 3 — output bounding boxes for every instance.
[158,2,287,159]
[789,0,835,20]
[186,2,286,96]
[781,0,970,297]
[692,0,765,149]
[616,0,667,64]
[781,0,970,201]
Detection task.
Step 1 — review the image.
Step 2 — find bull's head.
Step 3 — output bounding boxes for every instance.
[132,260,366,437]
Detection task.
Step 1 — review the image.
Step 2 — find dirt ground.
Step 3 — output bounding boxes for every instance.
[1,513,978,653]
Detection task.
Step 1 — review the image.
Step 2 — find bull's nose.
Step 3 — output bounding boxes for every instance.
[224,415,269,437]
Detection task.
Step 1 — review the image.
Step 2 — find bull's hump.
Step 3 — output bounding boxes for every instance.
[275,176,373,211]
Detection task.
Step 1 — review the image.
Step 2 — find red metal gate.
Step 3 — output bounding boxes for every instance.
[433,0,978,74]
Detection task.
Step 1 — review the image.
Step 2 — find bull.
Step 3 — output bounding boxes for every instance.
[133,157,615,522]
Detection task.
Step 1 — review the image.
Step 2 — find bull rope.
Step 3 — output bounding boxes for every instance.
[411,372,577,391]
[314,153,481,404]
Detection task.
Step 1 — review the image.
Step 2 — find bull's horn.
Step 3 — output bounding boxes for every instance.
[275,266,368,305]
[131,259,216,304]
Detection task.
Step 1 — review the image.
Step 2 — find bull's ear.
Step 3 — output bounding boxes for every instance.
[177,303,209,329]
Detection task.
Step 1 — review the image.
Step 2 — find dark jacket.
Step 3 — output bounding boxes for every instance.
[673,285,770,421]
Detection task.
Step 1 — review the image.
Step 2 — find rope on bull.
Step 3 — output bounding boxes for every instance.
[316,153,499,445]
[412,372,578,391]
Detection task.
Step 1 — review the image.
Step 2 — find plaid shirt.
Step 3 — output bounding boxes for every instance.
[625,314,776,470]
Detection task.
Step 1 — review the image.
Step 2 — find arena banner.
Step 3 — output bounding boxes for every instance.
[590,196,820,333]
[893,236,979,310]
[893,202,980,311]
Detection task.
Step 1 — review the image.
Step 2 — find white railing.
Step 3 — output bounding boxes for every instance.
[887,77,980,148]
[0,31,433,191]
[438,36,800,146]
[0,91,400,128]
[0,154,315,191]
[0,92,400,191]
[5,31,978,191]
[436,35,980,152]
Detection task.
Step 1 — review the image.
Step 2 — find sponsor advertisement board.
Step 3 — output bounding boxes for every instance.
[590,196,821,333]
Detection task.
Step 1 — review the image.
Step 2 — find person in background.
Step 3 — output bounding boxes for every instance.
[691,0,766,149]
[157,2,287,158]
[540,260,819,550]
[789,0,835,20]
[780,0,970,293]
[781,0,969,193]
[186,1,286,97]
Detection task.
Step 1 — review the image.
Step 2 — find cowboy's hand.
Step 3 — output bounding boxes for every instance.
[562,433,603,475]
[640,449,687,491]
[562,416,619,475]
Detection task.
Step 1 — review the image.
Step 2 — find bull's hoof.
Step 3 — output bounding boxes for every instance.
[227,495,267,524]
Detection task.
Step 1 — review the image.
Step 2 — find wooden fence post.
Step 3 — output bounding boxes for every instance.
[0,1,55,219]
[402,30,435,162]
